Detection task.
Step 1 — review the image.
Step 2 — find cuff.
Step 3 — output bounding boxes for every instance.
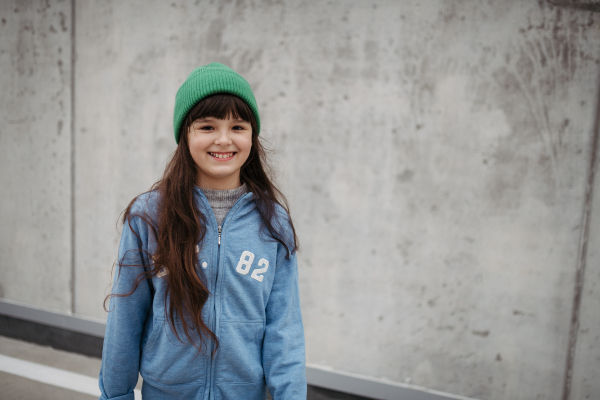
[99,392,136,400]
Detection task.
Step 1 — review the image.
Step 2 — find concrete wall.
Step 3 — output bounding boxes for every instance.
[0,0,72,312]
[1,1,599,399]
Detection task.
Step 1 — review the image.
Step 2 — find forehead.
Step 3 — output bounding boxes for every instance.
[192,116,250,123]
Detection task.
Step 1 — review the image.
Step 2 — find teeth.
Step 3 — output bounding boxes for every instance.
[210,152,234,159]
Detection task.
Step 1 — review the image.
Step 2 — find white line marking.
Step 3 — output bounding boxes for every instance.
[0,354,141,399]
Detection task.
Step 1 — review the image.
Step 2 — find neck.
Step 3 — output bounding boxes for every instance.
[199,184,248,226]
[197,175,241,190]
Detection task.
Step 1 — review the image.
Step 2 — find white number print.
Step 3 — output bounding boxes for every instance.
[235,251,269,283]
[250,259,269,282]
[235,251,255,275]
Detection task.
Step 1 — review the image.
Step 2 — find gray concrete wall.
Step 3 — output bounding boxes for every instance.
[1,1,600,399]
[0,0,72,312]
[571,86,600,400]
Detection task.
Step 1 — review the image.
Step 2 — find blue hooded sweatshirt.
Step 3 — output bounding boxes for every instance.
[99,188,306,400]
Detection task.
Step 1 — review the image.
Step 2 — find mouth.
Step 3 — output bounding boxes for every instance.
[208,152,236,160]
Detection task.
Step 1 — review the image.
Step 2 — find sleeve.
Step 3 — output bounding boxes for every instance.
[98,215,153,400]
[262,240,307,400]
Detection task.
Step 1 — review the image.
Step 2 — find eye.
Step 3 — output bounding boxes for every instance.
[232,125,245,131]
[194,124,214,131]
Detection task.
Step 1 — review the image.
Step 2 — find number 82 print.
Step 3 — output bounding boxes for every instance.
[235,251,269,282]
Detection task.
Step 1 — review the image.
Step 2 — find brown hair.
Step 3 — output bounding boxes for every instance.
[106,94,298,355]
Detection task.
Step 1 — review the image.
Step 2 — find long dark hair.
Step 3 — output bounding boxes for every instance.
[105,94,298,355]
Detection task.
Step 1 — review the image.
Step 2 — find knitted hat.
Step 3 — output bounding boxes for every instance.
[173,63,261,143]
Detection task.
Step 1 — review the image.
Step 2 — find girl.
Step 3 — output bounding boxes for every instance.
[99,63,306,400]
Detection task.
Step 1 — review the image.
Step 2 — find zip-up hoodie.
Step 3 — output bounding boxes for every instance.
[99,188,306,400]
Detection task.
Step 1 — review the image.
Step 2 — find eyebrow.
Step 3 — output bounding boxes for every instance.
[193,118,216,123]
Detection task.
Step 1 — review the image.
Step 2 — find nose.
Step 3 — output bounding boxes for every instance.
[214,128,232,146]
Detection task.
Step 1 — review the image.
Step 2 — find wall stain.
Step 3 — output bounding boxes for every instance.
[484,6,599,208]
[397,2,600,212]
[396,169,414,182]
[58,11,67,32]
[497,6,597,172]
[206,18,225,53]
[235,48,263,75]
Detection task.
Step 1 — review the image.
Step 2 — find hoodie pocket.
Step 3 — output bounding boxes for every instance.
[140,317,208,385]
[215,321,264,384]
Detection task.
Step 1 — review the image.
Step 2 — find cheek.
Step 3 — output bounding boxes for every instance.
[234,139,252,166]
[188,138,209,166]
[189,150,204,170]
[239,136,253,154]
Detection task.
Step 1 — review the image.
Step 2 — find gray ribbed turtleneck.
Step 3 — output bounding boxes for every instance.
[200,183,248,226]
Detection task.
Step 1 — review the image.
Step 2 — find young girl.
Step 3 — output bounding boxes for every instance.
[99,63,306,400]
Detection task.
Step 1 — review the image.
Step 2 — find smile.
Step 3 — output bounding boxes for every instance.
[209,152,236,159]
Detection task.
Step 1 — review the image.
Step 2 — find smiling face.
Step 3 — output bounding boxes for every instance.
[187,116,253,190]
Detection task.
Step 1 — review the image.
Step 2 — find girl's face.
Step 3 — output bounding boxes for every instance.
[187,115,253,190]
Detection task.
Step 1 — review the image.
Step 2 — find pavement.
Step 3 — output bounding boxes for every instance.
[0,335,114,400]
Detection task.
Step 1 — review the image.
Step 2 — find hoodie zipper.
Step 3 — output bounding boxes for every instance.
[207,192,252,399]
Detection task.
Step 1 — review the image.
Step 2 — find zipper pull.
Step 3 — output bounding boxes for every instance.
[218,226,222,246]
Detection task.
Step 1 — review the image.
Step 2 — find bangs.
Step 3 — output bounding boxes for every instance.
[187,94,255,126]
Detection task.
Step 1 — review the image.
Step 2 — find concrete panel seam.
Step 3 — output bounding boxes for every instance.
[70,0,77,315]
[0,299,475,400]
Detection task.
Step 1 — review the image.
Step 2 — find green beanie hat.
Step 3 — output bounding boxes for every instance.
[173,63,261,143]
